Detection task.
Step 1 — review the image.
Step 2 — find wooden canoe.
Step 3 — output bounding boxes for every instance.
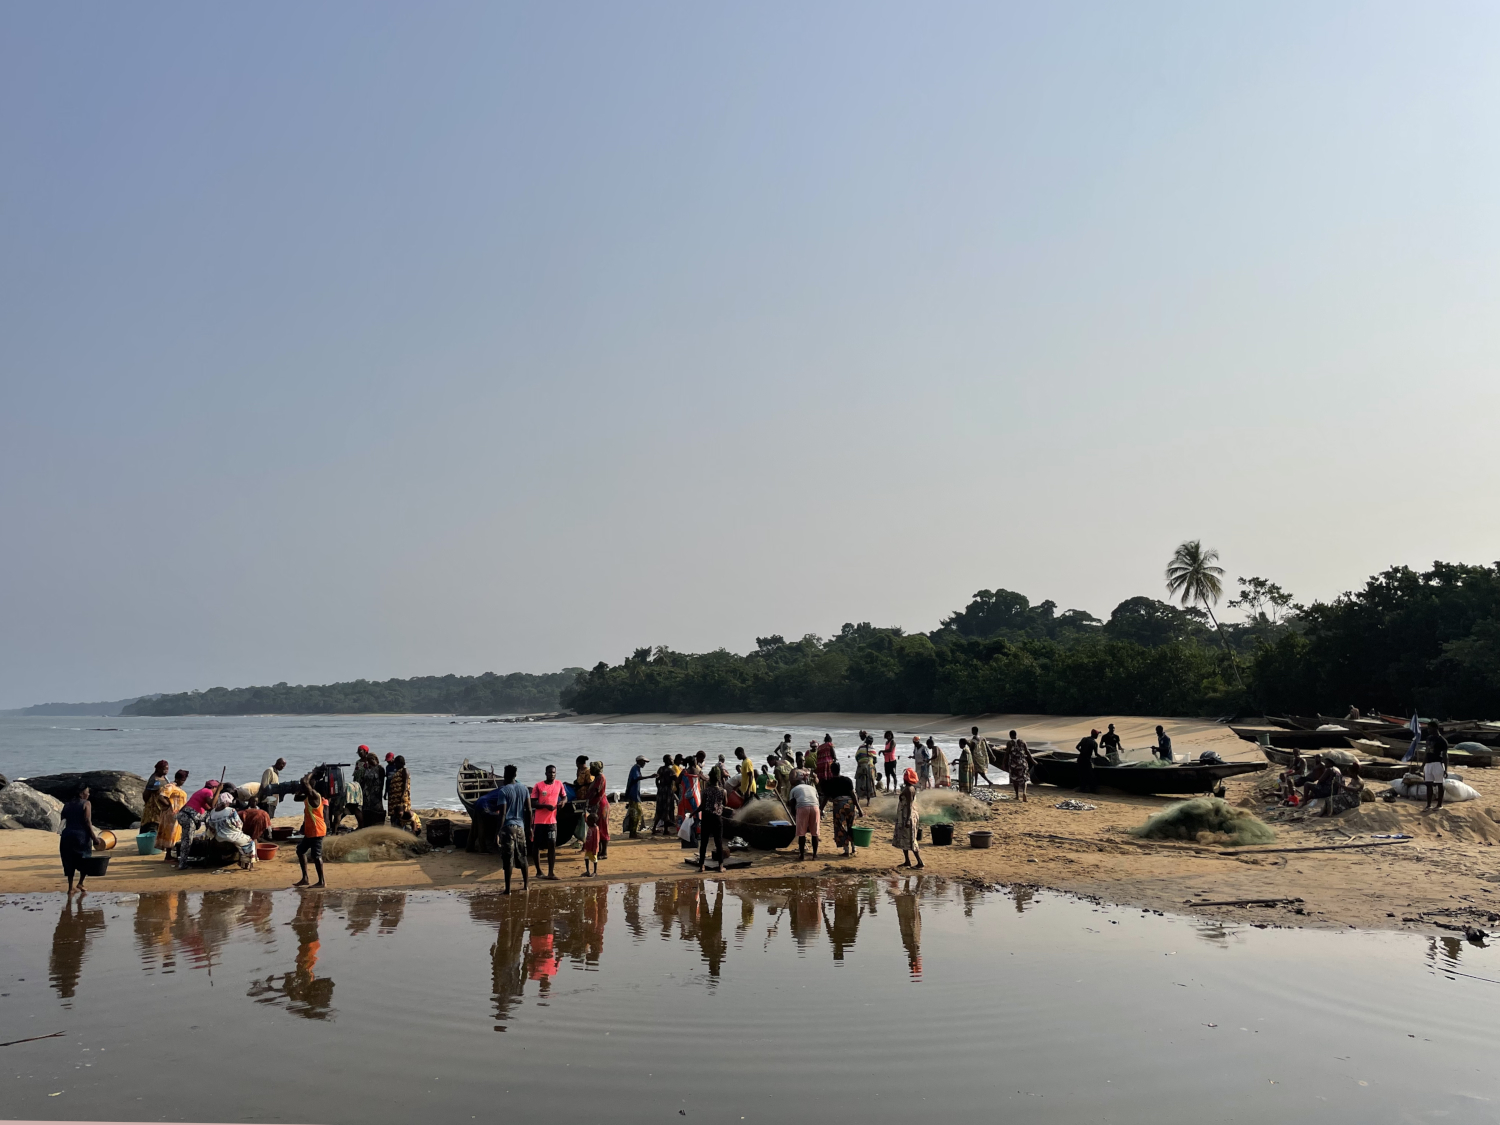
[1030,752,1267,795]
[1257,745,1410,782]
[457,759,581,839]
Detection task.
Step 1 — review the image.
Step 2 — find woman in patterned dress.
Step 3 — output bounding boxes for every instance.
[1005,730,1034,803]
[927,737,951,788]
[892,768,924,868]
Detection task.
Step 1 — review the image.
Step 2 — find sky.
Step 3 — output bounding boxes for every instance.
[3,2,1499,707]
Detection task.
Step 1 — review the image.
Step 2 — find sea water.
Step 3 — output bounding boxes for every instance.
[0,877,1495,1124]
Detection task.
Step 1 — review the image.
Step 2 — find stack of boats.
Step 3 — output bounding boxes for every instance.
[1230,715,1500,779]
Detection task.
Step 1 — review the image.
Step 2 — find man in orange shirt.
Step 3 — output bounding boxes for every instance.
[292,777,327,889]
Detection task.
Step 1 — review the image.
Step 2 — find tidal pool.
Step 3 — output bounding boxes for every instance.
[1,877,1495,1124]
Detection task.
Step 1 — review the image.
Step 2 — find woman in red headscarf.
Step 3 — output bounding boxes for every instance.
[892,768,924,868]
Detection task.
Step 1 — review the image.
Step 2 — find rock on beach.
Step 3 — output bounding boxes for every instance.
[0,780,65,832]
[21,770,146,828]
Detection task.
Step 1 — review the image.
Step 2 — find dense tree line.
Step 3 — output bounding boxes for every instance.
[562,563,1500,718]
[123,670,582,717]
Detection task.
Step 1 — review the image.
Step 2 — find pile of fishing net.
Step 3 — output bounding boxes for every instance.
[731,797,796,825]
[867,790,990,826]
[1129,797,1276,847]
[324,826,432,863]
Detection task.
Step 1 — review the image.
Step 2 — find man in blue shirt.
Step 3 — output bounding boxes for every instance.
[480,764,531,894]
[623,755,648,839]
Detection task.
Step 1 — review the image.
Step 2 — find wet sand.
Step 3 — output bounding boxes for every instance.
[4,713,1498,935]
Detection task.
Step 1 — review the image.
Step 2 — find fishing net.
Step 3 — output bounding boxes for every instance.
[867,790,990,826]
[324,826,432,863]
[731,798,795,825]
[1129,797,1276,847]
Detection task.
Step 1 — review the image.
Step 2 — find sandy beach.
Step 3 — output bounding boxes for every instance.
[4,713,1497,937]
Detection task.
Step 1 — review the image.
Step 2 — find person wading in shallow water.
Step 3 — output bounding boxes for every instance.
[892,768,924,869]
[531,764,565,880]
[292,778,327,889]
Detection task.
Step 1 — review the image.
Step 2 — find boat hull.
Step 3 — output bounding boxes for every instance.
[1030,753,1266,795]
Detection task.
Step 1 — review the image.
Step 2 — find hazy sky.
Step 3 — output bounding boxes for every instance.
[3,3,1499,707]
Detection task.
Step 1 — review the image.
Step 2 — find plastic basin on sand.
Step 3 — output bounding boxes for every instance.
[255,842,279,861]
[850,825,874,847]
[136,831,158,855]
[968,829,993,849]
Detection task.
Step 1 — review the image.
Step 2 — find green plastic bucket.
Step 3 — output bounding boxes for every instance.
[850,825,874,848]
[136,830,158,855]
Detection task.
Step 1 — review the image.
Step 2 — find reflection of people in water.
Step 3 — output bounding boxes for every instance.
[894,881,922,978]
[822,880,864,961]
[248,893,334,1019]
[49,898,107,1004]
[694,882,728,978]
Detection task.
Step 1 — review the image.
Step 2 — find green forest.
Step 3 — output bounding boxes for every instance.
[561,561,1500,719]
[123,670,582,717]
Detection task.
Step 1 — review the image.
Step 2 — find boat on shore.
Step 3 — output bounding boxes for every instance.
[1257,745,1410,782]
[1030,752,1266,795]
[1230,725,1358,751]
[457,759,580,840]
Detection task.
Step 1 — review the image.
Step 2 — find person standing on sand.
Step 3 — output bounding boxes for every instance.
[386,756,413,833]
[913,736,931,789]
[677,760,703,843]
[790,774,820,861]
[1005,731,1034,802]
[893,768,924,869]
[156,770,189,862]
[652,756,675,836]
[882,731,898,791]
[260,757,288,817]
[352,748,382,827]
[957,739,974,794]
[585,761,609,861]
[59,784,106,894]
[735,747,756,805]
[177,778,222,869]
[292,778,327,889]
[928,737,951,788]
[855,736,878,802]
[1099,725,1122,764]
[491,764,530,894]
[531,765,565,880]
[140,761,170,837]
[969,727,995,786]
[773,733,793,763]
[624,755,649,839]
[774,751,794,803]
[820,762,863,857]
[1423,722,1450,810]
[1075,730,1100,793]
[698,766,729,871]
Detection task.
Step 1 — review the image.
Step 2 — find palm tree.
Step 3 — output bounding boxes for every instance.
[1165,540,1245,688]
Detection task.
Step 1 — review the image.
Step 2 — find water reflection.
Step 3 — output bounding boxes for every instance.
[248,894,335,1019]
[49,899,106,1005]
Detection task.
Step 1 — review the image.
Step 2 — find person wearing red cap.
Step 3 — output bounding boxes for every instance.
[354,746,386,827]
[892,767,924,868]
[1075,729,1101,793]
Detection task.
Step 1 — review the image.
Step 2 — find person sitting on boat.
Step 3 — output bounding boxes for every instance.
[1346,705,1362,720]
[1152,726,1173,762]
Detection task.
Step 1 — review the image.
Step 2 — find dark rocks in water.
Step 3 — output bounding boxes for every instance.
[0,781,65,832]
[23,770,146,828]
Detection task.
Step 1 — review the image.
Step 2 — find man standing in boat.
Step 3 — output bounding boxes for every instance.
[1153,725,1173,762]
[1099,725,1122,764]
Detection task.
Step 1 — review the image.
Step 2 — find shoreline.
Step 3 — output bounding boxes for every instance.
[5,762,1499,937]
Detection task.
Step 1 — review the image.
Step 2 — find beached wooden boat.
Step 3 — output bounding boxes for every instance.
[457,759,581,839]
[1258,745,1409,782]
[1364,734,1494,767]
[1030,752,1266,795]
[1231,726,1356,751]
[724,797,798,850]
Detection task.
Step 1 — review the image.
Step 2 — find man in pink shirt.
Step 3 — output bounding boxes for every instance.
[530,765,566,881]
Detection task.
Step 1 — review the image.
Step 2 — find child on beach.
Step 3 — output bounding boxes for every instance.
[582,809,600,877]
